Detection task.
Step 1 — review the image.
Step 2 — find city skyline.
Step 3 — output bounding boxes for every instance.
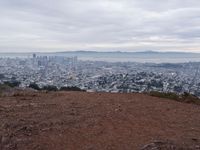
[0,0,200,53]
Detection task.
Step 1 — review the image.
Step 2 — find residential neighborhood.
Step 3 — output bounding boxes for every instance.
[1,54,200,97]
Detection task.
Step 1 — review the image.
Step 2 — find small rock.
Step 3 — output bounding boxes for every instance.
[192,138,198,141]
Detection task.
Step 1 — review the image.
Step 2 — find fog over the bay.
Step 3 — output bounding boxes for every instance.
[0,0,200,52]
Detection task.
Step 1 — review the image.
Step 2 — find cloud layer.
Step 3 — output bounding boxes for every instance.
[0,0,200,52]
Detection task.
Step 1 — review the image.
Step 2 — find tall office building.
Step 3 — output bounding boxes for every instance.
[33,53,36,59]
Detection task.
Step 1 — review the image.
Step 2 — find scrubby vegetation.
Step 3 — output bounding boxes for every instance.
[4,81,21,88]
[0,81,21,96]
[0,84,10,90]
[42,85,58,91]
[0,84,10,95]
[147,91,200,105]
[28,82,85,92]
[29,83,59,91]
[29,82,41,91]
[60,86,86,92]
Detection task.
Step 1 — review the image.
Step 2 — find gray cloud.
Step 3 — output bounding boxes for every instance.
[0,0,199,52]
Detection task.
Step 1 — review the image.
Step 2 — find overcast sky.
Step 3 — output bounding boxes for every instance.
[0,0,200,52]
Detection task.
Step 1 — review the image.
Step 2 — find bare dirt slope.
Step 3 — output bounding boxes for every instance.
[0,91,200,150]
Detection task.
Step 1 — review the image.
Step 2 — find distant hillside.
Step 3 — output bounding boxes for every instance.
[1,51,200,63]
[57,50,198,55]
[56,50,200,63]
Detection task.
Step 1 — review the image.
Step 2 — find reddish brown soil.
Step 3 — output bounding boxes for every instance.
[0,91,200,150]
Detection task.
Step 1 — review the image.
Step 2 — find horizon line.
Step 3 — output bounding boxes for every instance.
[0,50,200,54]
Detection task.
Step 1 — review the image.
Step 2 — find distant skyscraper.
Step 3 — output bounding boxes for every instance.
[33,53,36,58]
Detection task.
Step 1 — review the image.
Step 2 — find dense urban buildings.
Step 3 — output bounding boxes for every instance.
[0,54,200,97]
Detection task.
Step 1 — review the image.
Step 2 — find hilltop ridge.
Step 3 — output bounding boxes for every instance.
[0,91,200,150]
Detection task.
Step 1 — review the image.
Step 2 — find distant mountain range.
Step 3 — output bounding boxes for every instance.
[0,50,199,55]
[55,50,195,54]
[1,50,200,63]
[56,50,197,54]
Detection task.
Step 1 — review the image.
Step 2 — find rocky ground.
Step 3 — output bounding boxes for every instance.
[0,91,200,150]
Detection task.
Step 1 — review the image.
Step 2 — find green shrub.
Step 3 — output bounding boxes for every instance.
[147,91,200,105]
[29,83,41,91]
[42,85,58,91]
[148,91,179,100]
[0,84,10,90]
[4,81,20,87]
[0,84,10,95]
[60,86,85,92]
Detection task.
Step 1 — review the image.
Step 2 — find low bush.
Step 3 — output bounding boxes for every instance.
[0,84,10,91]
[147,91,200,105]
[148,91,179,100]
[60,86,86,92]
[29,83,41,91]
[28,82,85,92]
[41,85,58,91]
[4,81,20,88]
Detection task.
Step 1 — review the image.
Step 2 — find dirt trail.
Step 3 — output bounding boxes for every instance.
[0,91,200,150]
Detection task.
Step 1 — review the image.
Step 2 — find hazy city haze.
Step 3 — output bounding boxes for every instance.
[0,0,200,52]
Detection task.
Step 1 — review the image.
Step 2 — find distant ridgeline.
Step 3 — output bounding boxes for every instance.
[1,51,200,63]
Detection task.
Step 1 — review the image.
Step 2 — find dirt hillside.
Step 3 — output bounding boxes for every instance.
[0,91,200,150]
